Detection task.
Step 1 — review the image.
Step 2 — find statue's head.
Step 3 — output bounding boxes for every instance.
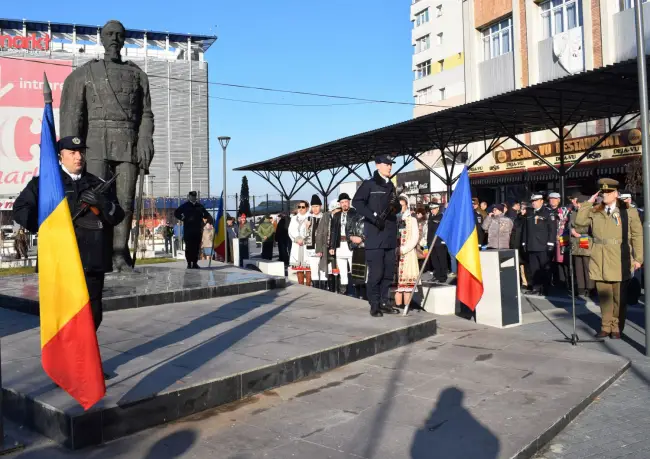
[101,20,126,61]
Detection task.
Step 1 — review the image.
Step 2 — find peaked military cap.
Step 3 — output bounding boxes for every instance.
[598,178,619,191]
[375,154,395,165]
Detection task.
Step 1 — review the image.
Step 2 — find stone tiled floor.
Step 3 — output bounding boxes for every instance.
[513,297,650,459]
[1,285,436,418]
[1,313,629,459]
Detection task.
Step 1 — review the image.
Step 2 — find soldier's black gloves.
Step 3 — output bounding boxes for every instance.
[80,190,107,213]
[80,189,101,207]
[375,217,386,230]
[547,245,555,253]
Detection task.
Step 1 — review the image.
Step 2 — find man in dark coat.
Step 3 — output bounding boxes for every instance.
[163,222,174,254]
[427,202,448,283]
[13,136,124,331]
[60,20,154,273]
[352,155,399,317]
[506,201,520,221]
[521,193,556,295]
[174,191,213,269]
[328,193,358,294]
[275,213,291,265]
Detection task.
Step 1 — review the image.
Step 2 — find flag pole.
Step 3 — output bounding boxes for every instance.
[208,192,222,268]
[403,235,438,316]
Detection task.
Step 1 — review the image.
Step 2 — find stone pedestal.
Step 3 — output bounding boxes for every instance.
[243,259,285,277]
[475,249,522,328]
[421,281,457,315]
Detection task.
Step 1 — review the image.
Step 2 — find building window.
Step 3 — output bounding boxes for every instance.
[438,59,444,72]
[415,86,433,105]
[415,35,430,53]
[436,5,443,17]
[621,0,650,10]
[415,60,432,79]
[439,87,446,101]
[415,9,430,27]
[541,0,583,39]
[482,17,513,60]
[437,32,443,45]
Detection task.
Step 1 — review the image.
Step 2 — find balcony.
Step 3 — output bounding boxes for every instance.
[537,26,585,83]
[478,52,515,99]
[613,2,650,63]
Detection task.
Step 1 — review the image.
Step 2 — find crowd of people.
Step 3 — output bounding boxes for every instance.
[278,164,644,336]
[170,157,644,336]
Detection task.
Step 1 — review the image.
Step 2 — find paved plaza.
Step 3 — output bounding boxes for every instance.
[1,287,639,459]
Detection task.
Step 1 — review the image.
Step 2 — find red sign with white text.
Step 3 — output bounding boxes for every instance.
[0,34,51,51]
[0,58,72,195]
[0,198,15,210]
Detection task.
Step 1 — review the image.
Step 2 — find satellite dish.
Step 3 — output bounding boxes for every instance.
[552,30,583,74]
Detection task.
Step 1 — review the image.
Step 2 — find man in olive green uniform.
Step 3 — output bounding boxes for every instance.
[575,178,643,339]
[238,214,253,266]
[256,215,275,260]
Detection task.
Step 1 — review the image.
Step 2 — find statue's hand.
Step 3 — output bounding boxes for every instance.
[137,137,154,172]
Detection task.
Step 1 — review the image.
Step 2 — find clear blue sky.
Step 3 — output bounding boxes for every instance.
[5,0,415,206]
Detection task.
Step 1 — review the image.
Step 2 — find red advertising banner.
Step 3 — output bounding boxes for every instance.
[0,58,72,195]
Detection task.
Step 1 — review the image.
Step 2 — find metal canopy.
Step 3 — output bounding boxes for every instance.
[236,58,646,173]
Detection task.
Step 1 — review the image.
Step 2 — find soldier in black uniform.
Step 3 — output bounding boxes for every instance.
[174,191,214,269]
[352,154,399,317]
[13,136,125,331]
[521,193,556,295]
[426,202,448,283]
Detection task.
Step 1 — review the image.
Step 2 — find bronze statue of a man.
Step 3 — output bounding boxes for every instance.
[60,19,154,272]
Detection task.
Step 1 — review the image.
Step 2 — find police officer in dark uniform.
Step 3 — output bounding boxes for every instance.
[352,154,399,317]
[427,202,448,283]
[13,136,125,331]
[174,191,214,269]
[521,193,556,295]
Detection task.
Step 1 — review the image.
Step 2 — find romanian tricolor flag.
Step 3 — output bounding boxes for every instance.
[214,192,226,260]
[38,74,105,410]
[435,167,484,310]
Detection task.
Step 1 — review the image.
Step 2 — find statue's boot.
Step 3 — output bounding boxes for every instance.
[112,248,135,273]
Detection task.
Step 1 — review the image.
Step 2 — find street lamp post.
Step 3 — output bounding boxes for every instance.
[218,136,231,264]
[632,0,650,357]
[174,161,184,253]
[149,175,156,253]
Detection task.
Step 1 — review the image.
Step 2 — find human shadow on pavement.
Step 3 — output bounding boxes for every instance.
[410,388,499,459]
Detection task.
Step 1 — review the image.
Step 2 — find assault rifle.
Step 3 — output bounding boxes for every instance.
[72,173,119,222]
[375,189,400,227]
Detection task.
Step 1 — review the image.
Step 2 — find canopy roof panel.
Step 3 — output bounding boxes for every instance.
[236,58,645,172]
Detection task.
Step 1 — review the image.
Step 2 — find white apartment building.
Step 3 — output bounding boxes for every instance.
[461,0,648,203]
[411,0,466,118]
[412,0,650,201]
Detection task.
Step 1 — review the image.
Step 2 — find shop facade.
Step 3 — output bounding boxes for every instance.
[468,128,642,204]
